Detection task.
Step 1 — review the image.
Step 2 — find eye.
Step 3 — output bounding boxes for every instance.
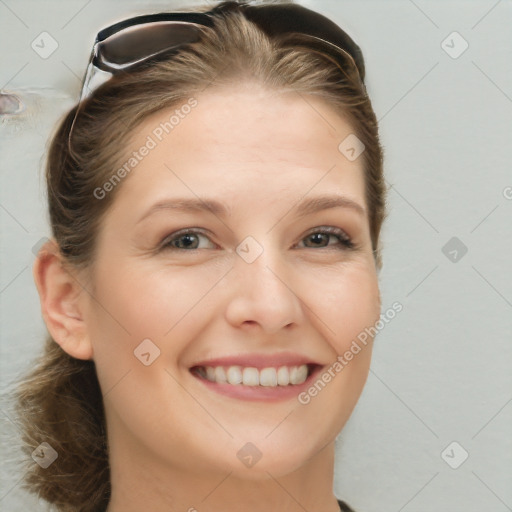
[296,226,355,250]
[159,226,355,252]
[160,229,216,250]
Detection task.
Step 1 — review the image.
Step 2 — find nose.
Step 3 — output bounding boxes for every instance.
[224,246,303,334]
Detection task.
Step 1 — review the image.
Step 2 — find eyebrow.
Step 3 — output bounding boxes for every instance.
[136,194,366,224]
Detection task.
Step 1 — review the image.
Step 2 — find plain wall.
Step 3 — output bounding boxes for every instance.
[1,1,511,511]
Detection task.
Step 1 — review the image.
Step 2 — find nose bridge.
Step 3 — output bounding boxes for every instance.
[225,236,302,332]
[237,240,291,298]
[247,251,286,294]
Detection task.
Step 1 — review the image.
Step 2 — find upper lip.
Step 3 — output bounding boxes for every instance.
[190,352,321,370]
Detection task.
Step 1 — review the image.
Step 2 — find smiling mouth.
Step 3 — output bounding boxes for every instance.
[190,363,319,387]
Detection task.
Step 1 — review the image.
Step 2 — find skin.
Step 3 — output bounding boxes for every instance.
[34,81,381,512]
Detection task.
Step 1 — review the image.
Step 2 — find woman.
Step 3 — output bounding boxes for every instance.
[17,1,387,510]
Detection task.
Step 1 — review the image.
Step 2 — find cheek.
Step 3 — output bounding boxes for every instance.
[294,263,380,429]
[91,258,211,332]
[86,260,222,380]
[312,261,381,354]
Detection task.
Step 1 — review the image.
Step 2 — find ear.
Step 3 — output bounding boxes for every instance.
[32,238,93,360]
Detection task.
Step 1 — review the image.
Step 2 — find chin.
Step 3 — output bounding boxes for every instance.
[209,430,332,480]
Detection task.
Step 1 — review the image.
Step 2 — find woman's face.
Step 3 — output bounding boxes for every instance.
[83,82,381,479]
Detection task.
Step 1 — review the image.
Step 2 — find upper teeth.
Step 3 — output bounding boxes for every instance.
[197,365,309,387]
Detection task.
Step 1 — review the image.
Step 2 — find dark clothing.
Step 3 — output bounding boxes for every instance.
[337,499,355,511]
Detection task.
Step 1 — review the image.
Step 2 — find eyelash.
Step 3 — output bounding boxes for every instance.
[159,226,356,252]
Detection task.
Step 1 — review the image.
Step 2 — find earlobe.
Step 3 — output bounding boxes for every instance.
[32,238,94,360]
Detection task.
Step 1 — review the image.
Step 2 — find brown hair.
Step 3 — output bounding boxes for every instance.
[15,2,387,510]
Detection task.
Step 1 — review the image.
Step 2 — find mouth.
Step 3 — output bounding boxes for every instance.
[189,360,323,402]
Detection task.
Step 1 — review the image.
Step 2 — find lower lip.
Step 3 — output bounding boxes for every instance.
[190,366,323,402]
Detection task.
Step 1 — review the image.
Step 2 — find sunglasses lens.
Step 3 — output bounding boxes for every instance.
[96,22,204,71]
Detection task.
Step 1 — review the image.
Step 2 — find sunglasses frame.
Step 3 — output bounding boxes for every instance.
[68,4,364,150]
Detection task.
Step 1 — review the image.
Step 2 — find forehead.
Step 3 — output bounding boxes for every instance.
[107,83,367,220]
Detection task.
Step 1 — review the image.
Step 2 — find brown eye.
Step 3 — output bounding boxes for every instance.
[160,229,216,250]
[298,227,354,250]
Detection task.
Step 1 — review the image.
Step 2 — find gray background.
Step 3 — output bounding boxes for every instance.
[1,0,511,511]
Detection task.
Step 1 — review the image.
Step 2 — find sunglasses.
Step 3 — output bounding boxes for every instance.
[69,1,365,146]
